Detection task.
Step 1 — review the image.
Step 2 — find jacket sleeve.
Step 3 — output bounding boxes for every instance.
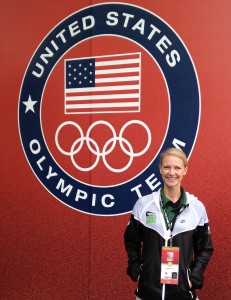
[190,215,214,289]
[124,214,143,282]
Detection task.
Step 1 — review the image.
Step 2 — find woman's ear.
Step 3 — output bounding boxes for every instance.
[184,167,188,175]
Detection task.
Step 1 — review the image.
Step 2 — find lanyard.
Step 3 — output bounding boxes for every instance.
[160,196,187,247]
[159,197,174,247]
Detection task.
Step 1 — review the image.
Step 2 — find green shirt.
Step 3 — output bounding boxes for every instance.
[160,187,187,225]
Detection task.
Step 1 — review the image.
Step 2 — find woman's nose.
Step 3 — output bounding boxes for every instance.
[169,168,175,175]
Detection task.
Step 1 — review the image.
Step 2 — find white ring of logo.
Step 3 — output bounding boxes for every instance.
[55,121,84,156]
[71,137,100,172]
[119,120,152,157]
[86,121,117,156]
[102,137,134,173]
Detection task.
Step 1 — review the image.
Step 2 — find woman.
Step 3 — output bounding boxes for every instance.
[124,148,214,300]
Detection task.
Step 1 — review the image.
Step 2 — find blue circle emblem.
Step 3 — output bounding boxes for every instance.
[18,3,200,215]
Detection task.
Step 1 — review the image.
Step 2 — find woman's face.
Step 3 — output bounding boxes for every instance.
[159,155,187,189]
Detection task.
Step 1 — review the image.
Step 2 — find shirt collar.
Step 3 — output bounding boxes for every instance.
[161,187,187,206]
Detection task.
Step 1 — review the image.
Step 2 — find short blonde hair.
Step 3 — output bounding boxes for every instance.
[159,148,188,167]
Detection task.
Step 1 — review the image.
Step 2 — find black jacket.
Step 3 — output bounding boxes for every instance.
[124,190,214,300]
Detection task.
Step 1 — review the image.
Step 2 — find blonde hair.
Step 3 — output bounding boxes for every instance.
[159,148,188,167]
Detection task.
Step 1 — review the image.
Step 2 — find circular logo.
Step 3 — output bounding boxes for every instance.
[18,3,200,216]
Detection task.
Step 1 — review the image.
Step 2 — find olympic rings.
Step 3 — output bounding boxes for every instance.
[55,120,151,172]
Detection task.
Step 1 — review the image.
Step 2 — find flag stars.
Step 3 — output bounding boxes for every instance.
[66,59,95,88]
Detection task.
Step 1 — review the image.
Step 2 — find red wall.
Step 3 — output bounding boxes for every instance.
[1,1,230,299]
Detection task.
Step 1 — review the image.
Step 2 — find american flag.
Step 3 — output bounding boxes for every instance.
[64,52,141,114]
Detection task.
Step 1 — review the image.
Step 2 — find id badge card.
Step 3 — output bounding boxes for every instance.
[161,247,180,285]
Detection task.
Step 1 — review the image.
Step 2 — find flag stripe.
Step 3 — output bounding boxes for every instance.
[95,80,139,87]
[95,53,140,61]
[66,102,139,109]
[66,93,139,101]
[95,76,140,83]
[66,91,139,98]
[65,84,140,93]
[65,106,139,114]
[95,58,140,67]
[95,67,140,75]
[66,98,139,105]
